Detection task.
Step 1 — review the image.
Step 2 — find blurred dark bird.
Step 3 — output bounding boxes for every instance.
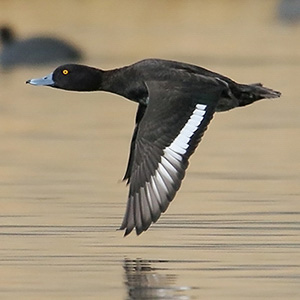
[278,0,300,23]
[26,58,281,236]
[0,26,81,68]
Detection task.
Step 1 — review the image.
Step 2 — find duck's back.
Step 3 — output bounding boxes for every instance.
[130,58,280,111]
[132,58,229,81]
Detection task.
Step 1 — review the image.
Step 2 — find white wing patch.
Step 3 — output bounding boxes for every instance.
[139,104,207,214]
[167,104,207,157]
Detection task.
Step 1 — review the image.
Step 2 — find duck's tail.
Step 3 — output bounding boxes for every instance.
[237,83,281,108]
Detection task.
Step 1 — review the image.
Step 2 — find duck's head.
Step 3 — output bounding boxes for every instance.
[0,26,15,44]
[26,64,103,91]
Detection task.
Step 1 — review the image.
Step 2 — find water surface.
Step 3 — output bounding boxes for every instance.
[0,1,299,299]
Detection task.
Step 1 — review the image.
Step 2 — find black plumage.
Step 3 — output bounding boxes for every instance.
[26,58,281,236]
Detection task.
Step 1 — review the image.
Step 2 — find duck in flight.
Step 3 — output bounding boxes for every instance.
[26,58,281,236]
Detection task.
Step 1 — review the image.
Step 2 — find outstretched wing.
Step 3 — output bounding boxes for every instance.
[123,103,147,183]
[120,75,228,236]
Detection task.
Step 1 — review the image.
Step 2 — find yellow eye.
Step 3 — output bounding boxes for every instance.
[62,69,69,75]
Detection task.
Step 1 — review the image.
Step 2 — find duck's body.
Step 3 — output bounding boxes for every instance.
[0,26,81,68]
[27,58,281,236]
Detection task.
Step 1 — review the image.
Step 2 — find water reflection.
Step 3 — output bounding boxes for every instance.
[0,0,299,299]
[123,258,191,300]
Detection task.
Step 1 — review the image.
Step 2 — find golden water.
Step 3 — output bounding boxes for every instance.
[0,1,299,299]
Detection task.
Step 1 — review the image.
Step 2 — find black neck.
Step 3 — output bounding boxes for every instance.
[101,67,132,96]
[99,66,147,103]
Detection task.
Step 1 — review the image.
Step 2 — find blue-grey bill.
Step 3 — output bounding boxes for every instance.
[26,72,54,86]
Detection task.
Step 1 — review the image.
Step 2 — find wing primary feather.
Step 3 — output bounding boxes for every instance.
[160,156,179,180]
[145,181,161,223]
[123,196,135,236]
[157,163,175,188]
[163,148,182,167]
[154,169,169,195]
[139,187,152,232]
[150,176,163,207]
[120,195,130,230]
[134,192,143,235]
[151,174,169,212]
[156,163,177,202]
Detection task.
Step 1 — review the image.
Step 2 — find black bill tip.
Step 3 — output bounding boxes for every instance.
[26,72,54,86]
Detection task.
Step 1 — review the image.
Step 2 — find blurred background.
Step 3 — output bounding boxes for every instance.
[0,0,299,299]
